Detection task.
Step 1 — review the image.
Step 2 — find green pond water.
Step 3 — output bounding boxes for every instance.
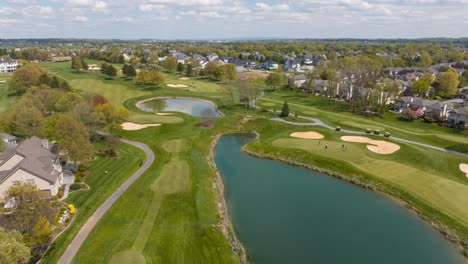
[138,98,221,117]
[214,134,464,264]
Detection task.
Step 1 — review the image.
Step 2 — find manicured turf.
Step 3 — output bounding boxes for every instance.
[41,142,146,264]
[70,118,239,264]
[32,61,468,261]
[70,79,149,106]
[162,139,187,153]
[242,118,468,239]
[273,137,468,226]
[0,75,20,114]
[259,92,468,148]
[129,114,184,124]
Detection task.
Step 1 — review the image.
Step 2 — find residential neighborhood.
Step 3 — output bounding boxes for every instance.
[1,0,468,261]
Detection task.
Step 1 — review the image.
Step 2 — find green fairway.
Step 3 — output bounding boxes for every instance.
[30,61,468,262]
[129,114,184,124]
[273,137,468,226]
[0,75,20,114]
[70,120,239,263]
[70,79,149,106]
[259,92,468,148]
[41,141,146,263]
[162,139,187,153]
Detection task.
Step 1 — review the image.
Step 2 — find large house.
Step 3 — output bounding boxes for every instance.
[0,136,63,199]
[394,96,450,118]
[260,60,278,70]
[0,59,18,73]
[447,107,468,127]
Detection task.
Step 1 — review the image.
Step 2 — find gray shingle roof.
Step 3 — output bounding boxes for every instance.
[0,136,60,184]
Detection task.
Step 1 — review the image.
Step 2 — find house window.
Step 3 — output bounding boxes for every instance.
[26,179,35,185]
[12,180,20,186]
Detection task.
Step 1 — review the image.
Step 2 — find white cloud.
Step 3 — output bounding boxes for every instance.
[144,0,222,5]
[255,3,290,11]
[73,15,89,21]
[139,4,166,12]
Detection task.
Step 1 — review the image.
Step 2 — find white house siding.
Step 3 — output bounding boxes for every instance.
[0,169,59,200]
[0,61,18,73]
[0,154,24,171]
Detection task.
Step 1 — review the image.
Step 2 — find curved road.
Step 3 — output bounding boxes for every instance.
[270,115,468,158]
[256,92,468,158]
[57,138,155,264]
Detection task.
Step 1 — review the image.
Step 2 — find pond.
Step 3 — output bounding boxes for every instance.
[214,134,464,264]
[137,98,222,118]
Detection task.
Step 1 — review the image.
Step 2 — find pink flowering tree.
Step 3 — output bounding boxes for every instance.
[415,108,425,117]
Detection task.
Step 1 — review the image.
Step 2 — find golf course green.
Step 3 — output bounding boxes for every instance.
[23,61,466,263]
[215,133,465,264]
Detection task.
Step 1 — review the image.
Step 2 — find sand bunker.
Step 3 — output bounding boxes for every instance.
[88,64,101,71]
[121,122,161,131]
[341,136,400,155]
[155,113,172,116]
[167,84,188,88]
[290,131,324,140]
[179,77,190,80]
[460,164,468,178]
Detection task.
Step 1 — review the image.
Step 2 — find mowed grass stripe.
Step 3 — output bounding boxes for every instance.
[41,142,146,263]
[129,114,184,124]
[273,137,468,226]
[69,79,149,106]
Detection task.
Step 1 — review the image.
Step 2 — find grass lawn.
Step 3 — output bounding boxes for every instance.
[41,141,146,263]
[0,74,21,114]
[260,91,468,148]
[242,119,468,239]
[128,114,184,124]
[70,119,239,264]
[31,61,468,262]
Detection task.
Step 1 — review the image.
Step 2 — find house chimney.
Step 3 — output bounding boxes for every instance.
[42,139,49,150]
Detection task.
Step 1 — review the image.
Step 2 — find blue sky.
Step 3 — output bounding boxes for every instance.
[0,0,467,39]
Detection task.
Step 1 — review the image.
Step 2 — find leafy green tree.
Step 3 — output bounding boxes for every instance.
[60,80,72,91]
[122,64,136,79]
[459,70,468,87]
[0,227,30,264]
[56,114,93,165]
[203,61,219,79]
[265,72,286,92]
[136,70,165,87]
[71,56,83,72]
[9,63,46,93]
[100,63,117,79]
[162,56,177,72]
[438,68,459,96]
[31,217,52,246]
[12,100,44,137]
[81,58,88,70]
[55,92,84,112]
[412,79,430,96]
[417,51,432,67]
[224,63,237,84]
[280,101,289,117]
[185,64,193,76]
[118,54,125,64]
[1,183,54,241]
[176,62,185,73]
[95,102,129,129]
[48,76,60,88]
[214,64,227,80]
[373,79,400,115]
